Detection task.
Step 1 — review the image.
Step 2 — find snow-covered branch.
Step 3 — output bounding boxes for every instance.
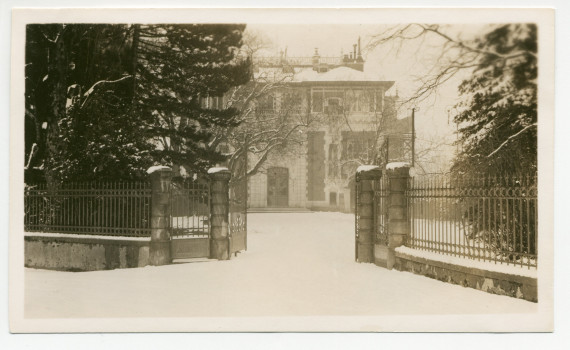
[486,123,537,158]
[80,75,133,108]
[25,143,38,170]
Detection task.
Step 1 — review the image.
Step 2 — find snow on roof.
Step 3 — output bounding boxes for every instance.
[254,66,391,84]
[293,67,381,82]
[292,66,385,83]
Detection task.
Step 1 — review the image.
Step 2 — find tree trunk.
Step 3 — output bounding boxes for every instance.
[44,27,68,187]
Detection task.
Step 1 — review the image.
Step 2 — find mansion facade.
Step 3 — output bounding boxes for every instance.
[246,42,412,212]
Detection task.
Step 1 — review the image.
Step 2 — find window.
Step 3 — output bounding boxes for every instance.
[340,131,377,179]
[312,89,344,113]
[282,91,302,113]
[361,90,374,112]
[325,97,343,114]
[312,89,323,112]
[375,89,383,112]
[200,96,224,110]
[329,192,337,206]
[346,89,375,112]
[258,93,275,111]
[328,144,339,178]
[341,132,376,163]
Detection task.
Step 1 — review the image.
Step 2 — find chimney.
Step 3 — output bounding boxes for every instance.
[353,44,357,62]
[312,47,320,71]
[357,36,363,62]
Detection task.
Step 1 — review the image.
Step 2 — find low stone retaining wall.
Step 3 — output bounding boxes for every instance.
[393,249,538,302]
[25,234,150,271]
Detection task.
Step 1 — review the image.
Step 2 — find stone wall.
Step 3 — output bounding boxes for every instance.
[25,235,149,271]
[393,249,537,302]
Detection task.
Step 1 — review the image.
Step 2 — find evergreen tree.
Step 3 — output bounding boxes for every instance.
[135,24,251,177]
[25,24,154,183]
[25,24,251,184]
[452,24,537,176]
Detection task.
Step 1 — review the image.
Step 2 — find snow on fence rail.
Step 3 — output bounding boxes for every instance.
[406,174,538,268]
[24,181,152,237]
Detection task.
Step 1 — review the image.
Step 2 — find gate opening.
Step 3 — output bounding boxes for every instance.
[170,179,211,260]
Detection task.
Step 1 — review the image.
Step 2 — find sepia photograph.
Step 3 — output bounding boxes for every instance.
[9,7,555,334]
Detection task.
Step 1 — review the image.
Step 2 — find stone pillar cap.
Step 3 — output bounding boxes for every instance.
[146,165,172,174]
[207,167,230,174]
[356,165,380,173]
[386,162,410,170]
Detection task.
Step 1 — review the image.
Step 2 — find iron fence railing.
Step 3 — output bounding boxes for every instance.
[253,56,342,67]
[254,108,306,116]
[24,182,152,237]
[169,180,210,238]
[406,174,537,268]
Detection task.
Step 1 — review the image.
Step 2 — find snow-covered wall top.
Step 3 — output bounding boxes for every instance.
[207,167,230,174]
[356,165,380,173]
[395,246,537,279]
[146,165,171,174]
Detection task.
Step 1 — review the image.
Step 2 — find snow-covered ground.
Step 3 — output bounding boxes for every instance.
[25,212,537,318]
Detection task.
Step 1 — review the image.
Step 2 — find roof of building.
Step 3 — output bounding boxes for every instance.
[292,66,382,82]
[254,66,394,88]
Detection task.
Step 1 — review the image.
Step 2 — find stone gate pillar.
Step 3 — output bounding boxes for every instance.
[208,167,231,260]
[148,166,173,266]
[385,164,411,269]
[355,165,382,263]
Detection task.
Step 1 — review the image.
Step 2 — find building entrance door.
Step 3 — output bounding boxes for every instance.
[267,167,289,207]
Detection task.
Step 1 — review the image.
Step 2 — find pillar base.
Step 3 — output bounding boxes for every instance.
[210,238,229,260]
[149,240,171,266]
[356,242,374,263]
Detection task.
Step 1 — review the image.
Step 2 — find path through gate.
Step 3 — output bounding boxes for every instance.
[170,179,211,259]
[168,163,247,260]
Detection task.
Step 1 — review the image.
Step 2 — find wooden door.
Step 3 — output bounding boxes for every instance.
[267,167,289,207]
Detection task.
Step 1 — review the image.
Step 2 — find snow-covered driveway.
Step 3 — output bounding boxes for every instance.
[25,212,537,318]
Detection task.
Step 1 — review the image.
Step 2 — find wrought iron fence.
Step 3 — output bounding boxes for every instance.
[374,176,389,245]
[24,182,152,237]
[169,179,210,238]
[406,174,538,268]
[253,56,342,67]
[255,108,306,116]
